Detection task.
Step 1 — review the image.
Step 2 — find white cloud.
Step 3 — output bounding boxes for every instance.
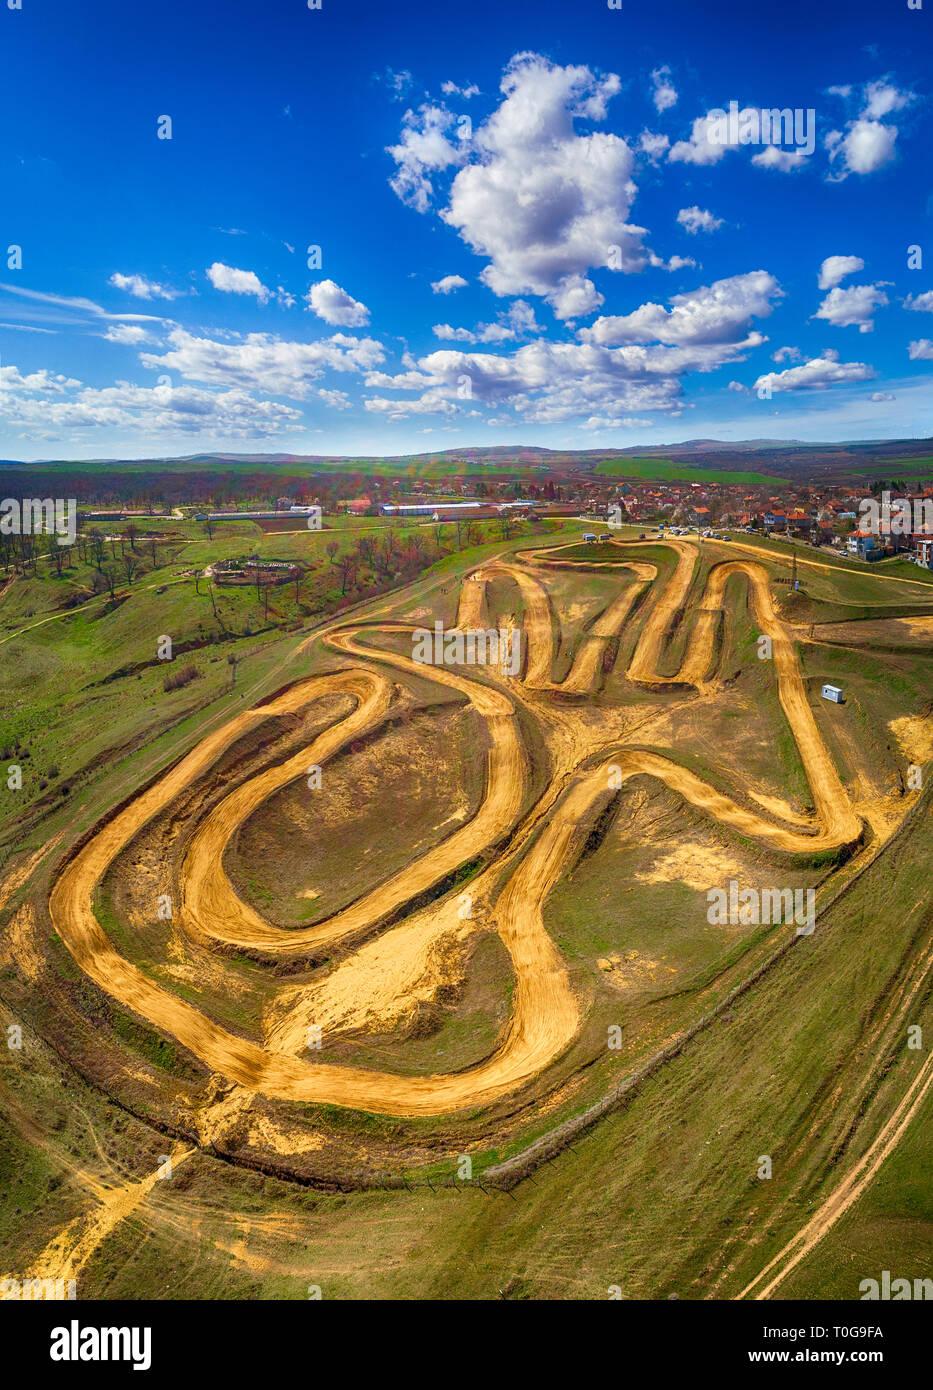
[827,118,897,176]
[103,323,155,346]
[582,416,655,431]
[363,293,793,427]
[753,349,875,393]
[825,80,912,179]
[305,279,370,327]
[905,291,933,312]
[380,68,413,101]
[431,274,468,294]
[317,387,352,410]
[862,80,911,120]
[818,254,864,290]
[668,110,734,165]
[649,252,698,272]
[546,273,604,320]
[0,365,80,393]
[405,341,687,423]
[432,299,542,344]
[141,328,384,397]
[638,130,670,163]
[207,262,273,303]
[441,80,480,99]
[908,339,933,361]
[0,368,301,437]
[0,282,164,329]
[772,346,802,363]
[751,145,810,172]
[870,391,895,401]
[676,206,723,235]
[386,103,466,212]
[109,272,181,301]
[398,53,646,320]
[814,283,888,333]
[581,270,781,349]
[650,66,678,112]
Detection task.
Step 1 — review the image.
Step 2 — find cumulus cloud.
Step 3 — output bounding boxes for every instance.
[772,346,802,363]
[862,79,912,121]
[870,391,895,401]
[305,279,370,327]
[668,110,734,165]
[751,145,810,172]
[826,120,897,176]
[317,387,352,410]
[206,262,276,304]
[825,80,912,179]
[649,252,697,272]
[392,53,648,320]
[363,285,787,427]
[669,106,818,171]
[677,206,723,235]
[638,130,670,163]
[581,271,781,350]
[0,368,300,437]
[109,272,181,301]
[650,66,678,112]
[908,339,933,361]
[814,283,888,333]
[431,274,468,294]
[753,349,874,393]
[905,291,933,312]
[397,341,689,424]
[0,364,80,393]
[433,299,542,344]
[818,254,864,290]
[386,103,466,212]
[141,328,384,397]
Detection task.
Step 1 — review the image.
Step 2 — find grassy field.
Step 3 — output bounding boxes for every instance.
[594,457,790,485]
[0,514,929,1300]
[3,777,927,1299]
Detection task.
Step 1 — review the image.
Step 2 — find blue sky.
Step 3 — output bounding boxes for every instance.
[1,0,931,459]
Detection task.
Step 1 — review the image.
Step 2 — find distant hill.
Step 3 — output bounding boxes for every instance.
[1,439,931,495]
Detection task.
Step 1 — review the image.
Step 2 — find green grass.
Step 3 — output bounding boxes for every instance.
[593,456,790,485]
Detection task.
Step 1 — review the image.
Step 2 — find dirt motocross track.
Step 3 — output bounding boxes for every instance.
[49,537,869,1117]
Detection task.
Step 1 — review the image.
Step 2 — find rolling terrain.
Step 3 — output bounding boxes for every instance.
[0,516,930,1299]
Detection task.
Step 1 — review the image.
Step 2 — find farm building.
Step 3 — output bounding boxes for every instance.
[821,684,844,704]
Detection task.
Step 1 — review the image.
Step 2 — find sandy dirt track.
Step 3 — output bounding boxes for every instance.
[47,538,866,1115]
[182,635,527,953]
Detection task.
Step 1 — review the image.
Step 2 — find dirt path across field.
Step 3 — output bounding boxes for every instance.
[737,1036,933,1300]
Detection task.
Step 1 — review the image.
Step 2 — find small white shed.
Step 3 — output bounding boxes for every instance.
[821,684,844,704]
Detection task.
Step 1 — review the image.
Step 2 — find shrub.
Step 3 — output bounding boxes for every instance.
[162,662,200,693]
